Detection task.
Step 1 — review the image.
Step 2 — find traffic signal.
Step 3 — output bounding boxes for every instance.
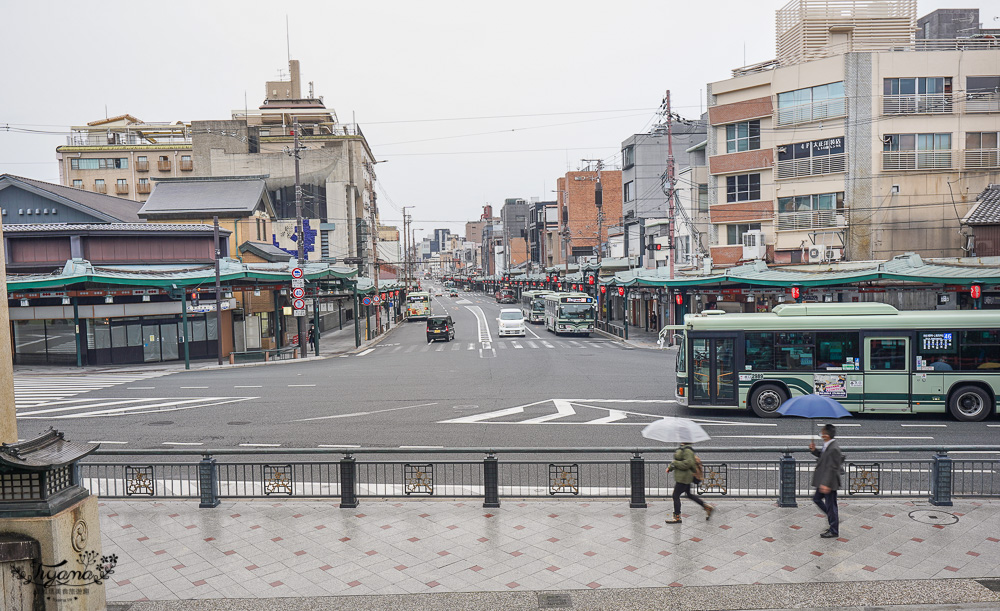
[971,284,982,299]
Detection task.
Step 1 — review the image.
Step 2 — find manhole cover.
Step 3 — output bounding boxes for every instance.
[227,421,251,425]
[908,509,958,525]
[146,421,174,426]
[977,579,1000,592]
[538,592,573,608]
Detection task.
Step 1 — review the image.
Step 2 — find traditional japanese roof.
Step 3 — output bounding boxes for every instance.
[139,177,275,219]
[963,185,1000,225]
[0,174,142,222]
[238,241,292,263]
[5,223,227,235]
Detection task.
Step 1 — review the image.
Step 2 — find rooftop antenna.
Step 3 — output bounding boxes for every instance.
[286,15,291,65]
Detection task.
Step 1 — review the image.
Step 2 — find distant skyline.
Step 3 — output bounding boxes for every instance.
[2,0,996,239]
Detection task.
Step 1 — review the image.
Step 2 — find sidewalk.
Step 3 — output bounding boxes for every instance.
[99,498,1000,608]
[596,323,669,351]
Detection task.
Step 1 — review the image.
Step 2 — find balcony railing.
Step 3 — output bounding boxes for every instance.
[775,97,846,127]
[93,183,107,194]
[135,160,149,172]
[966,92,1000,114]
[179,159,193,171]
[965,148,1000,169]
[882,93,953,115]
[115,183,129,195]
[157,160,172,171]
[136,183,152,194]
[776,209,845,232]
[883,150,954,171]
[775,152,847,180]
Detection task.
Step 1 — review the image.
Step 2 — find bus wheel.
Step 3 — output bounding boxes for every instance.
[948,386,992,422]
[749,384,787,418]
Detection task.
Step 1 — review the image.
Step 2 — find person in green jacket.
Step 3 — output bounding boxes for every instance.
[665,442,713,524]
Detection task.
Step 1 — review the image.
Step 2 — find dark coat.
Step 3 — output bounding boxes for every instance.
[811,439,844,490]
[668,445,698,485]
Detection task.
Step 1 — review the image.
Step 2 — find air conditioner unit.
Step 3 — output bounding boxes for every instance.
[826,247,842,262]
[742,229,766,260]
[808,246,824,263]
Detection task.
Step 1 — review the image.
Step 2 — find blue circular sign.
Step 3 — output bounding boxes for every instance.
[362,296,372,306]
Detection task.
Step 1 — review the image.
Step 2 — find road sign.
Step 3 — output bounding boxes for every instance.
[293,309,306,317]
[291,267,304,279]
[362,296,372,306]
[292,287,305,299]
[343,257,362,265]
[293,298,305,309]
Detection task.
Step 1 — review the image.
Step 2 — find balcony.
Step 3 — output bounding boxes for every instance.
[115,183,129,195]
[94,183,107,194]
[776,210,845,232]
[965,148,1000,169]
[882,93,953,115]
[157,160,172,171]
[882,150,954,171]
[135,160,149,172]
[137,182,152,194]
[775,97,846,127]
[775,152,846,180]
[179,159,193,171]
[966,92,1000,114]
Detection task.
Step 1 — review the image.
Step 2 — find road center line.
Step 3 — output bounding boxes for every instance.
[293,402,439,422]
[357,348,375,356]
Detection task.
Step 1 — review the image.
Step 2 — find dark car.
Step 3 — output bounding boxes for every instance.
[426,315,455,342]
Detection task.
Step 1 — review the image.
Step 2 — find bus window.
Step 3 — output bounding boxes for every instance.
[775,332,814,371]
[816,331,860,370]
[745,332,775,370]
[870,339,906,370]
[960,329,1000,370]
[675,334,686,373]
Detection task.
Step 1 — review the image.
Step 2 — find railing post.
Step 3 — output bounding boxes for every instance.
[930,450,953,507]
[198,454,220,508]
[483,453,500,508]
[629,452,647,509]
[778,451,797,508]
[340,455,359,509]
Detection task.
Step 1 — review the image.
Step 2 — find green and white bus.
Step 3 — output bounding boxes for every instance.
[520,290,552,324]
[406,291,431,320]
[675,303,1000,421]
[544,292,595,336]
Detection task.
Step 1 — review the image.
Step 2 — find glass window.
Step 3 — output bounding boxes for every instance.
[726,223,761,245]
[777,82,844,108]
[967,76,1000,95]
[870,339,906,370]
[884,133,951,151]
[72,179,82,188]
[816,332,859,369]
[623,181,633,202]
[959,330,1000,370]
[137,155,147,163]
[726,120,760,153]
[745,332,775,370]
[207,316,219,340]
[725,174,760,202]
[192,318,207,342]
[622,145,634,168]
[775,332,815,371]
[697,184,708,212]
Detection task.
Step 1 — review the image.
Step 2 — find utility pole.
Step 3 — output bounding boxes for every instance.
[402,206,413,293]
[288,119,308,358]
[370,198,381,334]
[213,216,223,365]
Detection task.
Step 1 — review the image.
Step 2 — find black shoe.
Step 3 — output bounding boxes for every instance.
[820,530,837,538]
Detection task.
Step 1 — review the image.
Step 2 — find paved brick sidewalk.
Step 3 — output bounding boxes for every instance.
[99,498,1000,603]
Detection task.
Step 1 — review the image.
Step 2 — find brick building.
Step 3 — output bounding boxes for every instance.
[552,169,622,265]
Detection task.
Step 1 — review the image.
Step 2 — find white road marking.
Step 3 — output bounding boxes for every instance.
[293,402,439,422]
[436,344,445,351]
[162,442,203,446]
[180,386,208,389]
[89,440,128,444]
[357,348,375,356]
[400,445,444,449]
[512,341,523,349]
[464,305,493,343]
[527,341,537,348]
[127,387,156,390]
[525,326,542,339]
[468,343,475,350]
[587,410,628,424]
[515,400,577,424]
[288,384,316,387]
[19,397,256,419]
[439,400,549,424]
[713,435,935,440]
[498,342,507,349]
[318,444,361,448]
[900,424,947,427]
[240,443,281,447]
[543,341,555,348]
[235,385,262,388]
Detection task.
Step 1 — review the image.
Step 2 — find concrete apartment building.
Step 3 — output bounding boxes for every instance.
[528,199,558,267]
[56,115,193,203]
[551,167,623,265]
[705,0,1000,268]
[500,198,529,271]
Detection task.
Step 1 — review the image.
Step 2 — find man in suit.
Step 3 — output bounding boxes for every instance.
[809,423,844,538]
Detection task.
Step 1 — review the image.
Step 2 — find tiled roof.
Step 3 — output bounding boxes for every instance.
[964,185,1000,225]
[0,174,142,222]
[238,241,292,262]
[4,223,224,233]
[139,178,271,217]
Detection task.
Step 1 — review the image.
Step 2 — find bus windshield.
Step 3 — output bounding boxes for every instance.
[558,304,594,320]
[531,301,546,313]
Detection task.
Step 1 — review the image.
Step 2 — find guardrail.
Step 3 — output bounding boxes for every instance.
[228,347,297,364]
[79,446,1000,509]
[596,320,626,339]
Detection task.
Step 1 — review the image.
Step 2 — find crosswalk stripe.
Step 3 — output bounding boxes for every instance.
[543,341,555,348]
[468,343,475,350]
[512,342,523,349]
[436,344,445,351]
[498,343,507,349]
[527,341,537,348]
[15,371,173,410]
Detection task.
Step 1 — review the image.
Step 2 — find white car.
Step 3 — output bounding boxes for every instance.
[497,308,526,337]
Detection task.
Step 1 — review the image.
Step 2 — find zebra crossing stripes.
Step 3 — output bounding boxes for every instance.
[366,339,612,356]
[14,372,173,408]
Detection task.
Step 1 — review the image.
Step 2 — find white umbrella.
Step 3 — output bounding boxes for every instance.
[641,417,711,444]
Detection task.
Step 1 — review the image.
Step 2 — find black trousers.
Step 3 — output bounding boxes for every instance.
[672,482,706,515]
[812,488,839,535]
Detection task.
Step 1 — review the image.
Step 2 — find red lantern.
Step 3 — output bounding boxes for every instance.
[791,287,801,299]
[971,284,982,299]
[600,285,606,294]
[618,286,625,297]
[587,275,595,285]
[675,293,683,305]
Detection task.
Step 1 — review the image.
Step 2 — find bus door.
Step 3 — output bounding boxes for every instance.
[689,334,738,406]
[863,334,912,412]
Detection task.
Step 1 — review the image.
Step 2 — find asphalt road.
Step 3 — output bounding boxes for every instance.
[13,287,1000,458]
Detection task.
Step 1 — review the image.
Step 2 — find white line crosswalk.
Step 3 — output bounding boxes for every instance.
[364,339,614,356]
[14,372,174,408]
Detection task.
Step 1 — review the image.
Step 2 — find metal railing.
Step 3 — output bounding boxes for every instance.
[79,445,1000,509]
[775,98,846,127]
[882,150,954,171]
[157,160,171,171]
[965,148,1000,169]
[595,320,626,339]
[776,209,845,231]
[775,152,847,179]
[966,92,1000,114]
[882,93,954,115]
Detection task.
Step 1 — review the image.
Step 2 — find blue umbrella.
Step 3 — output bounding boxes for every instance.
[777,394,851,440]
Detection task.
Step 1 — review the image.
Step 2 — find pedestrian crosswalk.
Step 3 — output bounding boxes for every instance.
[370,339,614,355]
[14,372,174,408]
[438,399,678,426]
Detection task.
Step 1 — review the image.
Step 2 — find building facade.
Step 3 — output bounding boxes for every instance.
[552,168,623,265]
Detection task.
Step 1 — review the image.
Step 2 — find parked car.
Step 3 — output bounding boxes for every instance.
[426,315,456,342]
[497,308,526,337]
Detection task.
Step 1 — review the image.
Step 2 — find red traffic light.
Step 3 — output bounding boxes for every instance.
[654,244,662,251]
[675,294,683,305]
[791,287,801,299]
[971,284,982,299]
[618,286,625,297]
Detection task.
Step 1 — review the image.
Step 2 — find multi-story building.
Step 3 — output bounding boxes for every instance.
[675,140,711,268]
[499,198,528,272]
[55,115,192,203]
[552,167,623,265]
[705,0,1000,267]
[528,199,558,267]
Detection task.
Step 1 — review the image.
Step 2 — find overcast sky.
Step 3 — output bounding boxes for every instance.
[1,0,995,241]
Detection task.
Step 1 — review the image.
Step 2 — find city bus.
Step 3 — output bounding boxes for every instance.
[544,292,595,336]
[520,290,552,324]
[674,303,1000,421]
[406,291,431,320]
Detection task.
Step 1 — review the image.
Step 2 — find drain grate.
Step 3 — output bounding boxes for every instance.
[908,509,958,525]
[977,578,1000,592]
[538,592,573,608]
